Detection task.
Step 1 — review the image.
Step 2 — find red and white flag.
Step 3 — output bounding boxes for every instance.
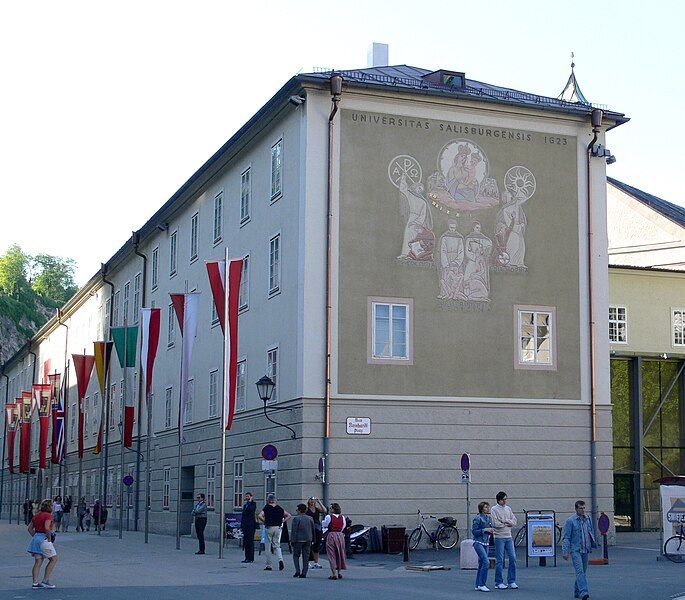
[72,353,95,459]
[32,384,52,469]
[140,308,161,399]
[5,402,18,474]
[206,258,243,430]
[170,293,200,443]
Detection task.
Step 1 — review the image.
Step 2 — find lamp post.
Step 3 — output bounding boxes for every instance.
[255,376,296,439]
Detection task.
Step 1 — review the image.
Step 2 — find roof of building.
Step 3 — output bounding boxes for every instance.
[608,177,685,228]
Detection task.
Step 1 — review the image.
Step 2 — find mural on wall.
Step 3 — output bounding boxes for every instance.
[389,142,536,308]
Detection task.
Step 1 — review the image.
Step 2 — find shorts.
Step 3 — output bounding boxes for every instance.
[28,533,57,558]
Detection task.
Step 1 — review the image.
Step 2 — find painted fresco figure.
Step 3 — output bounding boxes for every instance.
[397,174,434,261]
[437,220,466,300]
[463,222,492,300]
[496,190,527,267]
[447,144,479,203]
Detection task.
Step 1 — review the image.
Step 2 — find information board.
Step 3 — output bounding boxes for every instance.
[526,513,556,558]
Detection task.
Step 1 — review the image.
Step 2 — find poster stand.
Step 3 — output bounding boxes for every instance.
[524,510,557,567]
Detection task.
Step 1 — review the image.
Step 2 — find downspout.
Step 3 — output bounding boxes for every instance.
[132,232,147,531]
[1,361,9,518]
[323,74,343,507]
[28,346,38,499]
[586,108,603,534]
[57,310,69,496]
[101,264,115,522]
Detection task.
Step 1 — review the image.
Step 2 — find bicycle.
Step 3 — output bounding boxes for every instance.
[514,522,562,548]
[664,523,685,563]
[408,509,460,550]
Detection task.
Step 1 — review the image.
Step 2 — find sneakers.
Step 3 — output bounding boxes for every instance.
[509,583,519,589]
[41,582,56,589]
[477,586,491,592]
[279,560,285,571]
[264,566,272,571]
[312,563,323,569]
[32,583,45,589]
[495,583,508,589]
[293,573,301,578]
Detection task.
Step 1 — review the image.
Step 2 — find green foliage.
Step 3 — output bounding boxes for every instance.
[0,243,29,297]
[31,254,78,304]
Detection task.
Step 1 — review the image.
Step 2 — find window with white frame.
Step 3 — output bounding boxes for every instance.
[239,255,249,311]
[184,378,194,425]
[515,305,556,369]
[70,402,76,442]
[267,347,278,404]
[269,235,280,295]
[168,303,175,347]
[206,462,216,509]
[609,306,627,343]
[115,466,121,507]
[109,383,116,429]
[240,168,251,223]
[208,370,218,418]
[163,467,170,510]
[152,247,159,290]
[91,470,97,504]
[165,387,173,429]
[104,298,111,334]
[236,360,247,411]
[270,139,282,199]
[119,379,124,429]
[369,298,412,363]
[213,192,223,244]
[211,300,219,327]
[113,290,120,327]
[190,212,199,261]
[170,230,178,276]
[84,397,90,436]
[123,281,130,324]
[93,392,99,436]
[133,273,141,323]
[673,308,685,346]
[107,467,114,506]
[233,458,244,509]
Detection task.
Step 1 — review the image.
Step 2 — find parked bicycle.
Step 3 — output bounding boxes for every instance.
[408,510,459,550]
[514,522,562,548]
[664,523,685,563]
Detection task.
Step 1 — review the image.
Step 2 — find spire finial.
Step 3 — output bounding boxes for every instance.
[571,51,575,71]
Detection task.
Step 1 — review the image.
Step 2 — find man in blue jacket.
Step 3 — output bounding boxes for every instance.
[562,500,597,600]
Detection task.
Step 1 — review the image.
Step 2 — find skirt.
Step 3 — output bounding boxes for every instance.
[326,531,347,571]
[27,533,56,558]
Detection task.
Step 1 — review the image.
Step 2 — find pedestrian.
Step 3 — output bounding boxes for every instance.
[76,497,87,532]
[23,498,32,525]
[305,497,327,569]
[191,493,208,555]
[258,493,290,572]
[490,491,518,590]
[92,500,101,530]
[52,496,63,533]
[62,496,72,532]
[472,501,495,592]
[101,505,108,531]
[291,504,316,578]
[27,499,58,589]
[84,508,92,531]
[322,502,347,580]
[562,500,597,600]
[240,491,257,563]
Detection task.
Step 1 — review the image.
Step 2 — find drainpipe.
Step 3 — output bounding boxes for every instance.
[28,347,38,499]
[57,310,69,497]
[132,232,147,531]
[101,264,115,528]
[586,108,603,535]
[323,73,343,507]
[1,360,9,518]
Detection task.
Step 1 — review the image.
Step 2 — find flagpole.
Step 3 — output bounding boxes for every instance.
[119,324,127,540]
[78,350,85,527]
[219,247,230,558]
[100,358,111,536]
[144,389,151,544]
[175,299,185,552]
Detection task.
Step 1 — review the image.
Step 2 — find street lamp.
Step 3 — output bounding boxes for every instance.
[255,376,296,439]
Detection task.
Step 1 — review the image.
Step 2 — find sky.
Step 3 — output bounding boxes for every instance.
[1,0,683,285]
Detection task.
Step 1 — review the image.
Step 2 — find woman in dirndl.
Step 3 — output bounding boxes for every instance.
[27,499,58,589]
[322,503,347,580]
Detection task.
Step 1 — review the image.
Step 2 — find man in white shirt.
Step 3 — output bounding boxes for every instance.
[490,491,519,590]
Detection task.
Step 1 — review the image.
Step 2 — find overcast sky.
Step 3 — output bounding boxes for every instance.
[1,0,682,284]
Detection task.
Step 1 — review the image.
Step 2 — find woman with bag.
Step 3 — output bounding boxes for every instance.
[27,499,58,589]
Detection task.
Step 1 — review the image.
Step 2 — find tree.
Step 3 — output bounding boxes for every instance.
[0,244,29,297]
[31,254,78,303]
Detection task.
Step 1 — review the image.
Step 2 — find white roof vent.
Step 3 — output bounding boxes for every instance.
[367,43,389,68]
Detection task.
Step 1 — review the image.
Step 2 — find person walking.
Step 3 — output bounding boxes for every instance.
[305,497,327,569]
[92,500,101,530]
[23,498,32,525]
[258,494,290,572]
[291,504,316,578]
[52,497,63,533]
[490,491,518,590]
[84,508,92,531]
[562,500,597,600]
[240,491,257,563]
[322,503,347,580]
[101,505,108,531]
[76,497,87,532]
[61,496,72,532]
[27,499,58,589]
[472,501,494,592]
[191,493,208,554]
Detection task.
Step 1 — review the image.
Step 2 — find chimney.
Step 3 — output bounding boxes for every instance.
[367,43,389,68]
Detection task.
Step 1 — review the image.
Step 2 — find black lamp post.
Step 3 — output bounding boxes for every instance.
[255,376,296,439]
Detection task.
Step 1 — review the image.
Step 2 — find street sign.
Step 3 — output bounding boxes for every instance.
[598,512,610,535]
[346,417,371,435]
[123,474,134,487]
[261,444,278,461]
[318,457,325,474]
[261,460,278,472]
[461,470,471,483]
[460,453,470,472]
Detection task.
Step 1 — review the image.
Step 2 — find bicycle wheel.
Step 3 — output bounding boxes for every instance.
[437,525,459,549]
[408,527,423,550]
[664,536,685,563]
[514,526,527,548]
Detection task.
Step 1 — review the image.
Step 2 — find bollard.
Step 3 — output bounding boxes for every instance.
[403,533,409,562]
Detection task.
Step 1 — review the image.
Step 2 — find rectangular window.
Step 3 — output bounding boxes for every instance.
[515,305,557,370]
[127,464,135,508]
[104,298,111,334]
[672,308,685,346]
[119,379,124,431]
[270,139,282,199]
[107,467,114,506]
[213,192,223,244]
[190,212,199,261]
[168,303,175,347]
[133,273,141,323]
[367,297,414,364]
[170,230,178,276]
[211,301,219,327]
[267,347,278,404]
[165,387,173,429]
[152,247,159,290]
[70,402,76,442]
[609,306,627,343]
[208,370,218,418]
[84,397,90,437]
[236,360,247,412]
[184,379,194,425]
[92,392,99,436]
[206,462,216,510]
[239,255,249,311]
[90,470,97,505]
[269,235,280,295]
[163,467,170,510]
[115,466,121,508]
[113,291,120,327]
[109,383,116,429]
[240,168,251,223]
[123,281,130,324]
[233,458,244,509]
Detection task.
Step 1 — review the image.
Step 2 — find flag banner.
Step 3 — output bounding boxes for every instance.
[111,326,139,368]
[6,402,18,474]
[32,384,52,469]
[223,259,243,430]
[93,341,114,455]
[52,375,66,464]
[42,359,51,383]
[72,353,95,459]
[206,260,227,332]
[140,308,161,398]
[48,374,62,464]
[19,392,32,473]
[170,292,200,443]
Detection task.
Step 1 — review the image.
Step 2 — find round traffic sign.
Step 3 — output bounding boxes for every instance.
[598,512,610,535]
[460,453,470,472]
[262,444,278,461]
[123,474,134,487]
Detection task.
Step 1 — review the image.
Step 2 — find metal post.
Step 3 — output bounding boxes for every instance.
[144,390,151,544]
[219,246,229,559]
[219,429,226,558]
[466,479,470,540]
[119,330,127,540]
[631,357,643,531]
[176,434,183,550]
[8,472,12,523]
